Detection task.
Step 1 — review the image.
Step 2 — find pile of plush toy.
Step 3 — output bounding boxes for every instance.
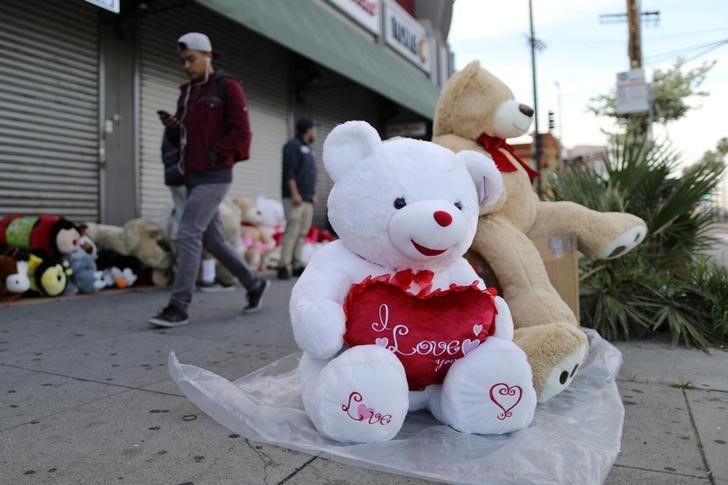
[225,195,335,272]
[0,197,336,303]
[0,214,176,302]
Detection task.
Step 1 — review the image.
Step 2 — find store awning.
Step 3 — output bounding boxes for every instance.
[196,0,441,119]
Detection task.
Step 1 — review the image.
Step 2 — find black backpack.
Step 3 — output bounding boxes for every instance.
[161,134,184,187]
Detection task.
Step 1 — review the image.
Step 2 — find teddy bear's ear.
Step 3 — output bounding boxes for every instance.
[456,150,504,211]
[461,59,481,76]
[323,121,381,182]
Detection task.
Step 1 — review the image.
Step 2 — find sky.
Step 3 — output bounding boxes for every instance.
[448,0,728,207]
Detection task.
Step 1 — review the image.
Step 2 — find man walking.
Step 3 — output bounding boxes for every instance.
[278,118,317,280]
[162,134,231,292]
[149,32,269,327]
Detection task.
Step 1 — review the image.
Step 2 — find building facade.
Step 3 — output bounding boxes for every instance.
[0,0,454,226]
[512,133,563,176]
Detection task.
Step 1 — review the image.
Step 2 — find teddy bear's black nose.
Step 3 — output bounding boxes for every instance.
[519,104,534,117]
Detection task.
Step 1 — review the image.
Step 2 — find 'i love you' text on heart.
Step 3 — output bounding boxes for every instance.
[344,275,497,391]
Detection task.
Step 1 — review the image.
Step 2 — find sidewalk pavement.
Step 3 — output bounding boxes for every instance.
[1,281,726,485]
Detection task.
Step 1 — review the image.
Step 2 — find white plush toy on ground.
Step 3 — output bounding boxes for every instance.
[290,121,537,443]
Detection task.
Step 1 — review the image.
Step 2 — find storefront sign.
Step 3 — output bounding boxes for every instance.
[616,68,650,114]
[328,0,381,34]
[385,120,427,138]
[84,0,120,13]
[384,0,431,73]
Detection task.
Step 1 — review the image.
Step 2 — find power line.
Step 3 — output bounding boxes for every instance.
[645,38,728,58]
[682,40,728,64]
[452,28,728,49]
[644,38,728,64]
[645,27,728,40]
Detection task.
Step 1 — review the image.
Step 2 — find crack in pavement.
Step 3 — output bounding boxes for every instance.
[0,329,145,359]
[0,384,133,434]
[244,438,276,485]
[278,456,318,485]
[683,389,716,485]
[613,463,710,480]
[299,459,333,484]
[0,362,183,397]
[616,378,728,394]
[0,363,188,434]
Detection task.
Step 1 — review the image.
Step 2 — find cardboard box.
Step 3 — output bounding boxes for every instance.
[465,234,580,324]
[533,235,580,323]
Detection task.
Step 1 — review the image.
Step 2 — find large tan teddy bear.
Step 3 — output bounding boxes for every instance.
[85,218,175,287]
[433,61,647,402]
[85,218,174,271]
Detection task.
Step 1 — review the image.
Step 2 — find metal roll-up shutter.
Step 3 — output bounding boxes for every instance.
[297,78,381,226]
[0,0,100,221]
[139,2,288,219]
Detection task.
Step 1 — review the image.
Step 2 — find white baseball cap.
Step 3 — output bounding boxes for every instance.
[177,32,220,58]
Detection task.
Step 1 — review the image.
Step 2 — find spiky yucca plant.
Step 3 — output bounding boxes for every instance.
[549,135,727,348]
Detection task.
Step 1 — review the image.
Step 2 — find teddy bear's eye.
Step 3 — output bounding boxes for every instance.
[454,201,463,211]
[393,197,407,210]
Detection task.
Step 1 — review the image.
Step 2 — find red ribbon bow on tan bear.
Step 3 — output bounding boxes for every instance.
[476,133,540,181]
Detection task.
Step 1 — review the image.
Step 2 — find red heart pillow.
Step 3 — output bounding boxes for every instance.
[344,274,497,391]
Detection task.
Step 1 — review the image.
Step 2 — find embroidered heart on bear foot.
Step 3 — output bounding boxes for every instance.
[489,383,523,420]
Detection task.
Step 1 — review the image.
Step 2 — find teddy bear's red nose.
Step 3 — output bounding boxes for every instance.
[433,210,453,227]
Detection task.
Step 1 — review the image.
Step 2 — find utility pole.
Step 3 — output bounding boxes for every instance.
[528,0,542,196]
[599,2,659,68]
[600,1,658,137]
[626,0,647,137]
[627,0,641,68]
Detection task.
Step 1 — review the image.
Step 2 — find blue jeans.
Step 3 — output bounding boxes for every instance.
[170,183,260,311]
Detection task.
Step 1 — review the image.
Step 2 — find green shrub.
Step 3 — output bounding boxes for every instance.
[549,135,727,348]
[691,257,728,342]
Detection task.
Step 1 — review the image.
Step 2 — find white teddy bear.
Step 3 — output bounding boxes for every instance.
[290,121,537,443]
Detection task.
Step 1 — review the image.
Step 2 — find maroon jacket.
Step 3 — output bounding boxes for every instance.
[168,70,252,186]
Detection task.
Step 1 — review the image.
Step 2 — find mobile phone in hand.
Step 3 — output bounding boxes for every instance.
[157,110,172,120]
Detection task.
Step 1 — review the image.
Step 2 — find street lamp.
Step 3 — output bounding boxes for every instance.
[528,0,542,196]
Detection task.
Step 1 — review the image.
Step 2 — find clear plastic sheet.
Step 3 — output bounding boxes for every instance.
[169,329,623,485]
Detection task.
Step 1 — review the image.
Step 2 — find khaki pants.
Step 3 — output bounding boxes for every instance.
[280,199,314,269]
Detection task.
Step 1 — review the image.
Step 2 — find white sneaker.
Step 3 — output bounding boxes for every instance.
[197,280,235,292]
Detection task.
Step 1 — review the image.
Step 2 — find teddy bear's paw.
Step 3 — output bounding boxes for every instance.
[437,338,537,434]
[598,223,647,260]
[302,345,409,443]
[538,339,589,403]
[291,299,348,359]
